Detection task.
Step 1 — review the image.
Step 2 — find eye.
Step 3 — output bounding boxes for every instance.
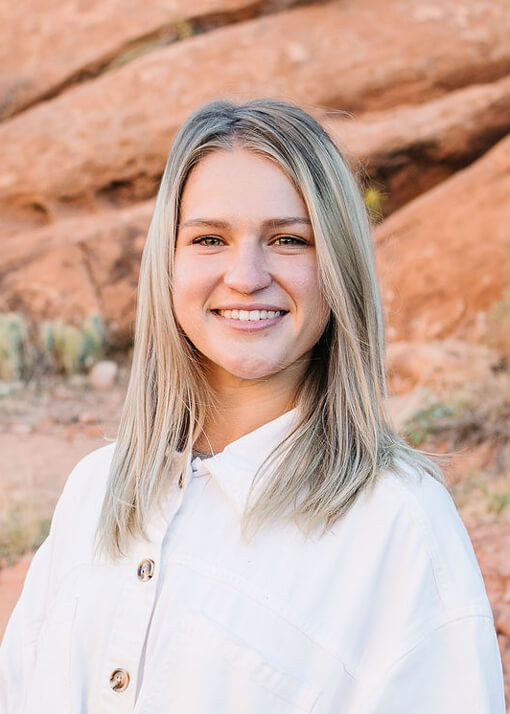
[192,236,224,247]
[273,235,308,246]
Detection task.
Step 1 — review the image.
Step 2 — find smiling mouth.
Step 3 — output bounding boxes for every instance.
[213,309,287,322]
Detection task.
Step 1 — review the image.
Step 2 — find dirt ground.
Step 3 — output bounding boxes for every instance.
[0,368,128,633]
[1,367,509,706]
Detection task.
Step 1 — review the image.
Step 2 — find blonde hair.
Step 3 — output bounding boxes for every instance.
[97,98,443,558]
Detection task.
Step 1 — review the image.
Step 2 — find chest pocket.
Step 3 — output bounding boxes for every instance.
[137,610,322,713]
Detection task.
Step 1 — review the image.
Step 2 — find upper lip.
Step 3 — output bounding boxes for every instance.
[212,305,288,311]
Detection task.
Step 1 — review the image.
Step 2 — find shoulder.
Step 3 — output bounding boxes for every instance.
[52,441,117,531]
[364,460,490,615]
[70,440,116,475]
[308,460,493,672]
[316,457,491,623]
[60,441,116,496]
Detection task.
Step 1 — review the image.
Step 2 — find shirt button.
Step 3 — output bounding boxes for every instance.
[110,668,130,692]
[137,558,155,582]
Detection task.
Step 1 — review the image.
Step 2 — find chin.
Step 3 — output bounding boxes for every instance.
[220,355,284,381]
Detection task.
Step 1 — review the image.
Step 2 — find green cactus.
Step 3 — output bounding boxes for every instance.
[37,313,108,376]
[0,313,28,381]
[0,312,109,382]
[39,321,56,365]
[59,324,83,374]
[80,313,106,369]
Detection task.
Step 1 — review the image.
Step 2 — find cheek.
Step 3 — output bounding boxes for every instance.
[172,258,199,333]
[172,256,212,314]
[283,262,325,312]
[291,264,330,338]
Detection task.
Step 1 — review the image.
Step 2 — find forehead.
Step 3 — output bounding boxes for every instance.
[179,148,309,223]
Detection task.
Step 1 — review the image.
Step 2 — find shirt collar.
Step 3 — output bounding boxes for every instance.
[191,408,298,516]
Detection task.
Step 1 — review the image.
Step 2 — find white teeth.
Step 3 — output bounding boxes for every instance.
[217,309,283,321]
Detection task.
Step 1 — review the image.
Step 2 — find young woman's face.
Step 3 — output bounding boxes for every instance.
[173,148,330,386]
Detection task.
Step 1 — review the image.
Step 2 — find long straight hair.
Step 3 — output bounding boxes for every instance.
[97,98,443,558]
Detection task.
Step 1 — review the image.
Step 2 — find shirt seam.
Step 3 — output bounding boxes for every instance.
[164,555,357,681]
[355,612,496,712]
[379,471,458,608]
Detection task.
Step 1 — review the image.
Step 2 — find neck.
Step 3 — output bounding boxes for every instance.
[193,364,304,454]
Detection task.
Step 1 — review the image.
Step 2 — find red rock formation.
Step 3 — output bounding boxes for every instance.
[0,203,152,345]
[0,0,265,120]
[2,0,510,236]
[325,75,510,214]
[3,87,510,344]
[0,0,509,352]
[386,341,499,396]
[375,132,510,344]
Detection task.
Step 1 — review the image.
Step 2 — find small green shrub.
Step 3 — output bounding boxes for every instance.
[173,18,194,40]
[364,186,387,223]
[103,18,195,73]
[0,500,51,567]
[402,401,460,446]
[481,483,510,515]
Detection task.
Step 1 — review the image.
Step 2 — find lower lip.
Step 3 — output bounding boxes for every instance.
[211,311,287,331]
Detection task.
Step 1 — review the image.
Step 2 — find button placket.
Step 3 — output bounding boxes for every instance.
[100,477,188,709]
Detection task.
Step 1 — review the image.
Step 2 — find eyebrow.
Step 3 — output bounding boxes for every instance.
[179,217,312,229]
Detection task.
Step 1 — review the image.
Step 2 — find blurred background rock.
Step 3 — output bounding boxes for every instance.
[0,0,509,700]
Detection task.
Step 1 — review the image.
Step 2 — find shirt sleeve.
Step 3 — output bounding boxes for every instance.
[354,614,505,714]
[0,447,96,714]
[0,534,54,714]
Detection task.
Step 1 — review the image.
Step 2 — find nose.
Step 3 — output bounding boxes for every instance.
[223,240,272,294]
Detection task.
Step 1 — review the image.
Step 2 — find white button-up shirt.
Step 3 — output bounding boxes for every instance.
[0,410,505,713]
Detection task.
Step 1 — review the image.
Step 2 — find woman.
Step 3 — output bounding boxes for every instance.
[0,98,504,713]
